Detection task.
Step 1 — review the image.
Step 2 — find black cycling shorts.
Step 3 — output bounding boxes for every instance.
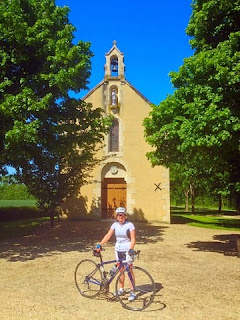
[117,251,126,261]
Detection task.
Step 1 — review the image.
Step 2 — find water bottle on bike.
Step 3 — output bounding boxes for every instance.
[109,264,117,276]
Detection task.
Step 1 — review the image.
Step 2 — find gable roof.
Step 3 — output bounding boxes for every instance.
[82,79,151,105]
[82,80,104,100]
[105,41,124,56]
[125,80,151,104]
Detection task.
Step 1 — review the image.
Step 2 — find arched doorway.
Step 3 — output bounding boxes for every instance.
[101,178,127,219]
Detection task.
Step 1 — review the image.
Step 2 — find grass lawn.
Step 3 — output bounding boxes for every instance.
[0,217,50,240]
[171,207,240,231]
[0,199,36,207]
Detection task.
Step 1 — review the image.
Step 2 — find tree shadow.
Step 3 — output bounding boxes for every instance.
[170,214,194,224]
[0,220,168,262]
[130,208,148,222]
[171,206,239,216]
[135,222,168,244]
[171,212,240,230]
[59,196,101,220]
[186,233,240,257]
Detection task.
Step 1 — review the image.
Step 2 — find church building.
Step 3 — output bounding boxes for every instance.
[63,42,170,222]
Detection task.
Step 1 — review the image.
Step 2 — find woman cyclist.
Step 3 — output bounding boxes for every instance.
[97,207,136,301]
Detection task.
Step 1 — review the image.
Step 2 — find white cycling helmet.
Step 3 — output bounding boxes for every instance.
[116,207,127,215]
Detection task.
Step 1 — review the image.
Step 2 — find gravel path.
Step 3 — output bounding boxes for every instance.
[0,220,239,320]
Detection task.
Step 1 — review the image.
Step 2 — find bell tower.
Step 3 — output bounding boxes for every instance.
[104,41,125,114]
[104,40,125,81]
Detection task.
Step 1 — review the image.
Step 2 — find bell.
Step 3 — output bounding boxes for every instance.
[111,59,118,73]
[112,65,118,72]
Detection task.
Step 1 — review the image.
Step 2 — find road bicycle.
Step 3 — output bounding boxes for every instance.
[74,248,156,311]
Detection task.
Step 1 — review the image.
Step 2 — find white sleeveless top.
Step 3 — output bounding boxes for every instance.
[111,221,135,252]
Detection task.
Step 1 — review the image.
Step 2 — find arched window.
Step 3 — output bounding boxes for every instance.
[109,119,119,152]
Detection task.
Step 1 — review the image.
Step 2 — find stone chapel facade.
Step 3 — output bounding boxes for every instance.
[62,42,170,222]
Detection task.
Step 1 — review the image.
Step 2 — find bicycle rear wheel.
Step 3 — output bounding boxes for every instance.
[115,266,156,311]
[74,259,102,298]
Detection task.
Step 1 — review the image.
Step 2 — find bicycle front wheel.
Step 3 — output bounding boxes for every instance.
[74,259,102,298]
[115,266,156,311]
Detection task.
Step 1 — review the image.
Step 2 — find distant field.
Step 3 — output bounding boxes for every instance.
[0,200,36,207]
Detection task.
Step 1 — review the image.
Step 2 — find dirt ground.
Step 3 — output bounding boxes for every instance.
[0,219,239,320]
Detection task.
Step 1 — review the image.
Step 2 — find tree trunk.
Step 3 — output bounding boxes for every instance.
[236,192,240,214]
[184,188,189,212]
[218,194,222,213]
[190,184,195,214]
[49,210,55,227]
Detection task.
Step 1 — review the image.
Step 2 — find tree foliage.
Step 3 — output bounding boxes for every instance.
[0,0,110,224]
[0,183,34,200]
[144,0,240,211]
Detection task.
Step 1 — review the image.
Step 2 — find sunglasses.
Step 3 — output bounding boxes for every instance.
[117,214,125,217]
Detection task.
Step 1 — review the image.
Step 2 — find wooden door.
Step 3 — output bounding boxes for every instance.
[101,178,127,219]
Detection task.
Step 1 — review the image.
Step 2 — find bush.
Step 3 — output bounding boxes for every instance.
[0,184,35,200]
[0,207,48,221]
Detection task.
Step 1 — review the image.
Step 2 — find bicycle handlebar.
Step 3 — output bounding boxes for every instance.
[92,248,141,262]
[128,249,141,261]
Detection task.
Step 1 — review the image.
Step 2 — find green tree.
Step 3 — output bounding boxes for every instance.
[144,0,240,212]
[0,0,110,225]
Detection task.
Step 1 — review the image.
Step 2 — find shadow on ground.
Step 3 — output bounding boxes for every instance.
[79,281,165,312]
[171,206,239,216]
[0,220,168,262]
[171,214,240,229]
[186,233,240,257]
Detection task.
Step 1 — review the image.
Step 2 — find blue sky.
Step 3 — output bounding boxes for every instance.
[56,0,194,105]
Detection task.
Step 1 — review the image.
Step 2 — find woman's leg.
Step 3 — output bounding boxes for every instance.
[118,266,125,289]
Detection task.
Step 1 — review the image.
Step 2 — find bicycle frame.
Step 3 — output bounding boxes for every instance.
[86,254,134,289]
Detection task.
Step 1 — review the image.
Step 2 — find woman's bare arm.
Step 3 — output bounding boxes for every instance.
[129,229,136,250]
[100,228,114,246]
